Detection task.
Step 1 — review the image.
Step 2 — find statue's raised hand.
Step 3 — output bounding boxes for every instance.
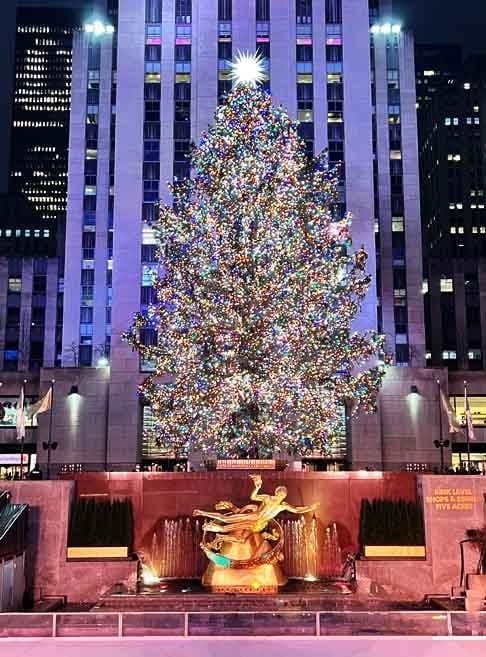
[249,474,262,487]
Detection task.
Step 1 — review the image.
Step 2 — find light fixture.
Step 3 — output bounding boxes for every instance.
[84,21,115,35]
[97,357,109,368]
[68,385,79,397]
[370,23,402,35]
[410,385,419,395]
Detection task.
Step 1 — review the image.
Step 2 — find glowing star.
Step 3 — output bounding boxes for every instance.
[229,51,266,88]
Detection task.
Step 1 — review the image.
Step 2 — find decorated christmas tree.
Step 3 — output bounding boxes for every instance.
[125,58,386,458]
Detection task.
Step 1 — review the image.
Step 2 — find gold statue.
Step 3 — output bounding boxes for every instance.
[193,474,318,592]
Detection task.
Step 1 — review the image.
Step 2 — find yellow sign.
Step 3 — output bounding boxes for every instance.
[425,487,482,512]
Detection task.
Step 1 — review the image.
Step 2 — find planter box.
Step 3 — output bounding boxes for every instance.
[363,545,426,558]
[67,546,129,559]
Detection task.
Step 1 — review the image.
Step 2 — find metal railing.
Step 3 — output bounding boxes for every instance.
[0,610,484,638]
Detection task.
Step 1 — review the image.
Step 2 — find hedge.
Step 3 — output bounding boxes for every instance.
[359,498,425,547]
[68,497,134,549]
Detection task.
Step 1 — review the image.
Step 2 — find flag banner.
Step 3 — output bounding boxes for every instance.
[464,386,476,442]
[16,386,25,441]
[26,387,52,419]
[440,390,462,434]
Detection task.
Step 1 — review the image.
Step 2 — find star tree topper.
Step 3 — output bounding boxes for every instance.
[229,51,266,88]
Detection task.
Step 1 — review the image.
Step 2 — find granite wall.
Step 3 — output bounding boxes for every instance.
[0,481,136,603]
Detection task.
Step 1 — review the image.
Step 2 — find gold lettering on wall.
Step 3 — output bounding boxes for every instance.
[425,488,482,512]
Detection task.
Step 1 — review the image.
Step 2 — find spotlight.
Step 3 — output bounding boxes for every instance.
[97,357,109,368]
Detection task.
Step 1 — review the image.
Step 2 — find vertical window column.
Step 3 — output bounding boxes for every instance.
[218,2,232,104]
[79,38,101,366]
[296,0,314,157]
[256,0,270,92]
[173,0,192,182]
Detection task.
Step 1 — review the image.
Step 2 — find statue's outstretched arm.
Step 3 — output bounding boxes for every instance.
[249,474,267,502]
[282,502,319,515]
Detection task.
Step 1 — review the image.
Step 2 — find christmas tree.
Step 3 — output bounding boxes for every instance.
[125,67,386,458]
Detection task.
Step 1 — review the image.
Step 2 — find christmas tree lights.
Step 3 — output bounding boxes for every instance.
[124,83,387,458]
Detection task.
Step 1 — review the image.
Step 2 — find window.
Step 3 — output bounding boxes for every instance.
[256,0,270,21]
[8,278,21,293]
[442,350,457,360]
[146,0,162,23]
[440,278,453,293]
[218,0,232,21]
[450,395,486,426]
[80,307,93,323]
[392,217,404,232]
[326,0,342,23]
[175,0,192,22]
[296,0,312,22]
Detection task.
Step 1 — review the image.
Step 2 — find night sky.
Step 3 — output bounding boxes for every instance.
[395,0,485,53]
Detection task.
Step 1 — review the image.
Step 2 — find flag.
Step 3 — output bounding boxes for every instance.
[440,390,462,434]
[26,386,52,419]
[16,386,25,441]
[464,385,476,442]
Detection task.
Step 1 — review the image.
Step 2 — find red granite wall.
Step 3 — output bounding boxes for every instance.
[69,471,418,554]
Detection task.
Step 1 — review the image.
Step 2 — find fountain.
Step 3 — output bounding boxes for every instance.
[141,514,342,583]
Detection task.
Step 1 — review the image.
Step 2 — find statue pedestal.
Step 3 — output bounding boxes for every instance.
[202,532,287,593]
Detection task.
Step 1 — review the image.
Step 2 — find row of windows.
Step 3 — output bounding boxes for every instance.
[0,228,50,238]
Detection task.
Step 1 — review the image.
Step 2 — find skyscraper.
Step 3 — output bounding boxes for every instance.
[417,47,486,370]
[9,4,90,254]
[61,0,424,467]
[0,2,102,374]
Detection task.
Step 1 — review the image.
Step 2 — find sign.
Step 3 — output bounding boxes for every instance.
[216,459,276,470]
[425,487,483,512]
[0,454,29,465]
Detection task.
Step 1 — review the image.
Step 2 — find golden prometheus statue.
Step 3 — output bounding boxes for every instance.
[193,474,318,592]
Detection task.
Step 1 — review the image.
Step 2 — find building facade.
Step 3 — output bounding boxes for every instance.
[0,2,104,376]
[417,48,486,371]
[60,0,425,468]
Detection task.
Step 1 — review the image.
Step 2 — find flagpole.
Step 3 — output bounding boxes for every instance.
[47,380,55,480]
[465,380,471,471]
[437,379,444,472]
[20,378,27,478]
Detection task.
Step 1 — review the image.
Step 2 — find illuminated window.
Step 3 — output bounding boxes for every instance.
[468,350,482,360]
[440,278,453,292]
[450,226,456,234]
[450,395,486,426]
[421,280,429,294]
[442,350,456,360]
[8,278,21,293]
[444,117,451,126]
[392,217,404,232]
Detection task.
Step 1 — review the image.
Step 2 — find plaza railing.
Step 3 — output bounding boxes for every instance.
[0,610,484,638]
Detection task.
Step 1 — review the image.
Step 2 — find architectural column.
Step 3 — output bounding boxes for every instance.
[107,0,146,468]
[399,32,425,366]
[342,0,376,333]
[270,1,297,117]
[42,259,59,367]
[61,31,89,365]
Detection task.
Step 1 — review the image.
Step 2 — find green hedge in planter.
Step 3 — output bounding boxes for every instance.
[359,498,425,547]
[68,497,134,549]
